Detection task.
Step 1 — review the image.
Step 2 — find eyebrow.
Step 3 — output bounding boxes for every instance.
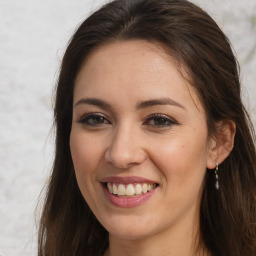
[74,98,112,109]
[74,97,186,110]
[136,98,186,110]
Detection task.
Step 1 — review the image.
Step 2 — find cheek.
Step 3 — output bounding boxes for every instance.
[151,133,209,188]
[70,131,102,176]
[69,130,105,210]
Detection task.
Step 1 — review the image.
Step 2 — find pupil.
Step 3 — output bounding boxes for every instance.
[94,116,103,123]
[155,117,166,125]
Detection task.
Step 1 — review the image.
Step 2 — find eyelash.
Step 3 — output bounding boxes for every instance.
[78,113,111,126]
[143,113,178,127]
[78,113,178,128]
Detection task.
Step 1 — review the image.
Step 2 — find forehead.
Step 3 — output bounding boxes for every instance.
[74,40,204,114]
[75,40,180,85]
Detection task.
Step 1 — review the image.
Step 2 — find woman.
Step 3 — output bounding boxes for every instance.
[38,0,256,255]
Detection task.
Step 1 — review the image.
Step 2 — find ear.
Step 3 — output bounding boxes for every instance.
[207,120,236,169]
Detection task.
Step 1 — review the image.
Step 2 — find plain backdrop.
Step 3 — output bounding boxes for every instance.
[0,0,255,255]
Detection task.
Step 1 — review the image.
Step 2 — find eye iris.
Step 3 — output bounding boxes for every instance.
[154,117,168,125]
[91,116,104,124]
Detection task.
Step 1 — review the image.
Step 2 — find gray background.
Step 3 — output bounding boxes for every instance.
[0,0,255,255]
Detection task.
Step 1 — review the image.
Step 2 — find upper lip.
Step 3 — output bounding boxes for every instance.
[99,176,158,184]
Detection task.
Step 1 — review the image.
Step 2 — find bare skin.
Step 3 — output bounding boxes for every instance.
[70,40,235,256]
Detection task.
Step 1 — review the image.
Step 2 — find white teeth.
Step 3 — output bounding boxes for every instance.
[107,182,113,193]
[126,184,135,196]
[113,184,118,195]
[117,184,126,196]
[107,182,157,196]
[142,183,148,193]
[135,183,142,194]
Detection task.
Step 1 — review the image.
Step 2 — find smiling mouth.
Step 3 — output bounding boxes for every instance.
[104,182,158,197]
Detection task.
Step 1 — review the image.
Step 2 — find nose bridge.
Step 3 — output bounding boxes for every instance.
[105,122,146,168]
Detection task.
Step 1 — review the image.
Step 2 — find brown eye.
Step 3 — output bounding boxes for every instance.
[144,114,178,127]
[79,113,110,126]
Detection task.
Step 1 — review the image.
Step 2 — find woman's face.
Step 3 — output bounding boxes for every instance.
[70,40,215,240]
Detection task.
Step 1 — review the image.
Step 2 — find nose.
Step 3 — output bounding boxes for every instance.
[104,125,147,169]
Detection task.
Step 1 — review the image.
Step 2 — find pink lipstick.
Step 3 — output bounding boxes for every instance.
[100,176,158,208]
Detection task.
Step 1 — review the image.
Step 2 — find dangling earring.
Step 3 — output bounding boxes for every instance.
[215,162,219,190]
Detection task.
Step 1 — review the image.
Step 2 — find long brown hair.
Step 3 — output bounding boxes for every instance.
[38,0,256,255]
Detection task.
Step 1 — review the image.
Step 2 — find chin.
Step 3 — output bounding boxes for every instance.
[102,215,156,240]
[109,228,151,240]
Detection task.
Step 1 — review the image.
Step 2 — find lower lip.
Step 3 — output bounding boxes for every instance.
[101,183,156,208]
